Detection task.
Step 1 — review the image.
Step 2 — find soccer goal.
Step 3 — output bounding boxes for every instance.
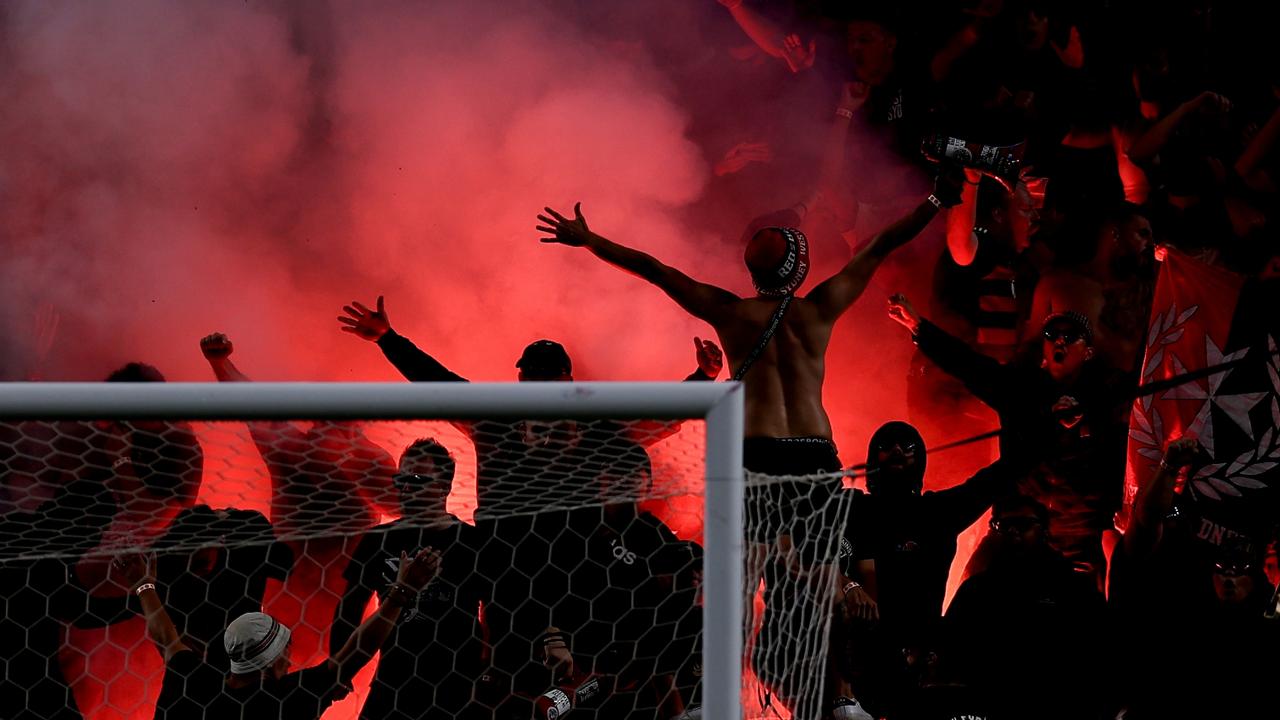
[0,381,743,720]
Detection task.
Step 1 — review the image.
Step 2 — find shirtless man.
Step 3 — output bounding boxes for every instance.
[536,174,959,719]
[1026,203,1155,372]
[536,177,958,472]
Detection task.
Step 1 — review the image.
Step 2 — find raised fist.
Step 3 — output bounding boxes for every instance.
[1163,437,1199,470]
[1194,91,1232,115]
[200,333,234,360]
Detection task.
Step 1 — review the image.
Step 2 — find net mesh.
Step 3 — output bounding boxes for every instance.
[1,401,851,720]
[743,471,856,720]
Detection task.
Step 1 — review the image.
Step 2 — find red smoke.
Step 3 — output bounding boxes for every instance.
[1,1,998,717]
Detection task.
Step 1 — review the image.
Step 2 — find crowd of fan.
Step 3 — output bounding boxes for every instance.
[4,1,1280,719]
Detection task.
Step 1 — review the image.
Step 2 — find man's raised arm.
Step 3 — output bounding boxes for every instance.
[806,174,960,324]
[113,553,190,662]
[329,547,441,685]
[339,295,469,383]
[537,203,739,324]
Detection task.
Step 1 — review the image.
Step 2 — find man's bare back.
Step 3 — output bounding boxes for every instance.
[718,296,834,438]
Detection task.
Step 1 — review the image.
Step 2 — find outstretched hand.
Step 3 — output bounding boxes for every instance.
[782,33,817,73]
[200,332,234,360]
[887,294,921,334]
[338,296,392,342]
[537,203,594,247]
[695,337,724,378]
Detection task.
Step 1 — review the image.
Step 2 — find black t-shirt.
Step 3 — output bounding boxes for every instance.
[480,507,700,687]
[155,650,225,720]
[548,507,700,674]
[341,516,485,718]
[157,651,343,720]
[217,662,343,720]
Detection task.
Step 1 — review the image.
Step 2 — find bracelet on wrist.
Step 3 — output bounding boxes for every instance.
[842,580,862,595]
[835,107,855,120]
[134,582,157,597]
[384,582,417,607]
[926,194,943,209]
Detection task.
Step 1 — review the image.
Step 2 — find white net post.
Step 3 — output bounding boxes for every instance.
[0,381,745,719]
[703,385,744,720]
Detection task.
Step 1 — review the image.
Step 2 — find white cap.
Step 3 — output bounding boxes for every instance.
[224,612,291,675]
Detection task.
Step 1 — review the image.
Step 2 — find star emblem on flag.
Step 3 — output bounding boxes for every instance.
[1161,336,1267,458]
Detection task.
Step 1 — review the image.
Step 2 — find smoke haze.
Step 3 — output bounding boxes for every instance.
[1,1,991,717]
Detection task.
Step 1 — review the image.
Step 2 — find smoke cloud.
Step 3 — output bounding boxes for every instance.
[1,1,992,717]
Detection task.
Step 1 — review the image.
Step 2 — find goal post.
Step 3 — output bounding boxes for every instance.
[0,381,745,719]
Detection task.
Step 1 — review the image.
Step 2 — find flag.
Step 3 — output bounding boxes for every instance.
[1122,248,1280,549]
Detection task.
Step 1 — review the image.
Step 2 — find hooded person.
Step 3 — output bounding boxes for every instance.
[841,421,1015,633]
[830,422,1016,718]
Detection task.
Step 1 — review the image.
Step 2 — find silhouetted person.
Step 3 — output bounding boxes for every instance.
[946,496,1108,720]
[1027,203,1155,371]
[537,177,959,719]
[201,332,397,666]
[1113,439,1280,719]
[474,443,698,720]
[331,439,484,720]
[832,422,1015,716]
[118,545,440,720]
[890,299,1131,586]
[78,505,293,671]
[200,333,398,536]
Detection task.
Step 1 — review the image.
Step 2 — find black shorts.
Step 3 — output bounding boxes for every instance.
[743,436,841,476]
[743,437,843,550]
